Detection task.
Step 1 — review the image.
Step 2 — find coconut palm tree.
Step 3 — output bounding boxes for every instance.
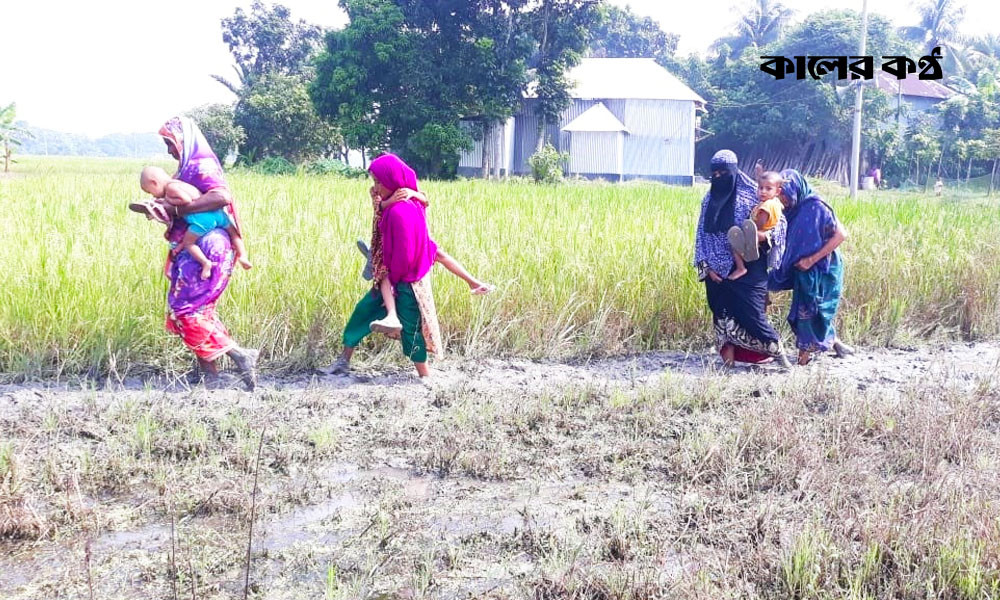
[710,0,793,59]
[965,34,1000,80]
[0,103,32,173]
[899,0,966,74]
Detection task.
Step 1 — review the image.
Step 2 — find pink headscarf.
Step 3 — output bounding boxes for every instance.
[368,153,420,194]
[364,154,435,285]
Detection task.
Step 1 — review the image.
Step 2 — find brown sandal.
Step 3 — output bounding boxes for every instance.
[128,198,171,225]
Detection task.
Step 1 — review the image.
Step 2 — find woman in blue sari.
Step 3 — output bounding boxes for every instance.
[768,169,853,365]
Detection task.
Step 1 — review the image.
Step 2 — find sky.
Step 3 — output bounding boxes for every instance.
[3,0,997,136]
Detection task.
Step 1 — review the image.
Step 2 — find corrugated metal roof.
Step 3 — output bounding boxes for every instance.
[527,58,705,103]
[874,71,956,100]
[561,102,629,133]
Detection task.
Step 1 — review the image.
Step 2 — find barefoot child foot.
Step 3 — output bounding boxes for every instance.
[726,225,748,280]
[172,237,215,280]
[229,226,252,269]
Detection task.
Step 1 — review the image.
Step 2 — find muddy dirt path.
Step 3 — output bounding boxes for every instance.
[2,342,998,599]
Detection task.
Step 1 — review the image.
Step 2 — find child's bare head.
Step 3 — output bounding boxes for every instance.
[140,166,171,198]
[758,171,783,201]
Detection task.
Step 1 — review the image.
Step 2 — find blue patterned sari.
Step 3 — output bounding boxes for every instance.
[768,170,844,352]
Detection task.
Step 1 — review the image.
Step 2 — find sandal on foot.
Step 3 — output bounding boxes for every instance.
[727,226,746,260]
[833,340,855,358]
[741,219,760,262]
[321,357,351,376]
[232,348,259,391]
[371,315,403,335]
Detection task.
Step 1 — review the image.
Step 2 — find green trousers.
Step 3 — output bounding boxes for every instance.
[343,282,427,363]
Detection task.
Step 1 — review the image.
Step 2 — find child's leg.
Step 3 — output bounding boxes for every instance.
[179,230,214,280]
[227,226,252,270]
[726,225,747,280]
[435,249,492,293]
[380,278,397,319]
[728,248,748,280]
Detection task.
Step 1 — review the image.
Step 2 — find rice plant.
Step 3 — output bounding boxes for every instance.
[1,156,998,376]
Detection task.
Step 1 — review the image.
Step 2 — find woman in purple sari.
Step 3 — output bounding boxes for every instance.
[135,117,258,389]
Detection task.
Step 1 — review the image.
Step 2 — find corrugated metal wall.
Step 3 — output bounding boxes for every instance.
[622,99,693,177]
[472,98,695,180]
[458,120,482,169]
[512,99,627,174]
[458,118,516,174]
[567,132,622,176]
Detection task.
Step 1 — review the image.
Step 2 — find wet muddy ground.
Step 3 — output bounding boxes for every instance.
[2,343,999,598]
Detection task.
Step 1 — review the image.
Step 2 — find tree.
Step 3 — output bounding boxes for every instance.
[213,1,323,95]
[899,0,965,55]
[587,5,679,67]
[313,0,538,178]
[0,103,32,172]
[212,2,339,164]
[185,104,246,163]
[898,0,967,79]
[955,138,989,184]
[237,73,340,163]
[908,126,941,190]
[983,128,1000,196]
[710,0,793,60]
[531,0,602,151]
[311,0,415,164]
[698,10,906,181]
[463,0,535,178]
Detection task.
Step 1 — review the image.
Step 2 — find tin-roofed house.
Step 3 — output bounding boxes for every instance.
[874,71,957,127]
[457,57,706,185]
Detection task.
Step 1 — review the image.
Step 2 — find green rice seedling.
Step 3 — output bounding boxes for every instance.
[0,442,13,482]
[780,525,836,599]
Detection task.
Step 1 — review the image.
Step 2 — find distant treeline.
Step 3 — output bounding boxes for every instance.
[16,122,164,158]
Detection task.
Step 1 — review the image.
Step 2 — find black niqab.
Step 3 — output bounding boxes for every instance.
[705,167,737,233]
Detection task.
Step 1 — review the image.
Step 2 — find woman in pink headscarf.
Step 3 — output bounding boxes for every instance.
[327,154,443,378]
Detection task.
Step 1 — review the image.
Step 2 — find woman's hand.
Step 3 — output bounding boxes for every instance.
[795,256,816,271]
[707,269,723,283]
[370,186,382,209]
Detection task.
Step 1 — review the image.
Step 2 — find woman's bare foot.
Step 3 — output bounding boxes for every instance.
[797,350,812,366]
[237,255,253,270]
[720,343,735,367]
[727,266,747,280]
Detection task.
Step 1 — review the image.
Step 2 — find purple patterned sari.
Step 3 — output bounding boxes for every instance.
[151,118,239,361]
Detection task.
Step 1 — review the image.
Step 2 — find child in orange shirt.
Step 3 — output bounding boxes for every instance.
[727,171,784,280]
